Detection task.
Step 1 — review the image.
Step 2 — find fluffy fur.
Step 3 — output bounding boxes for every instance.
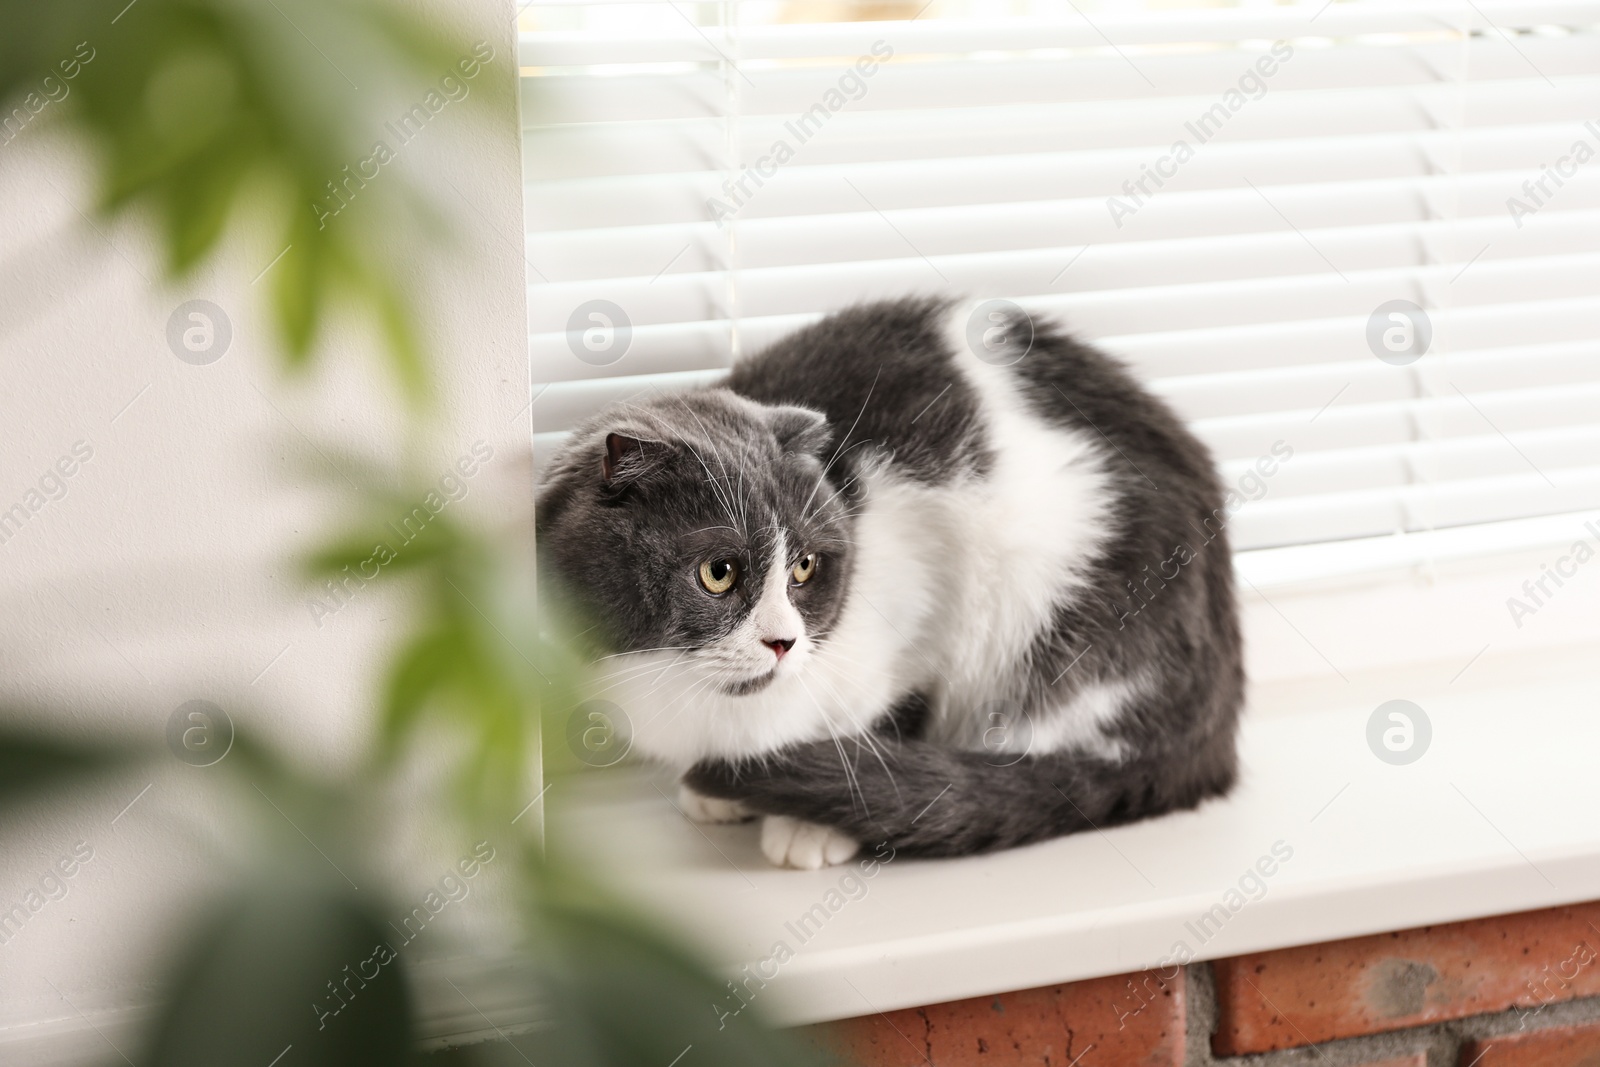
[537,297,1243,867]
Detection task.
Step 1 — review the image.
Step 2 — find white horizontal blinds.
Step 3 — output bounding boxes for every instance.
[521,1,1600,552]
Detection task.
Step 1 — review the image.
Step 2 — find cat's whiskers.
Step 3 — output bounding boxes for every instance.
[595,644,694,662]
[735,449,752,535]
[685,524,741,538]
[651,665,752,739]
[641,652,695,697]
[796,674,869,816]
[633,667,722,732]
[672,398,746,536]
[796,636,889,712]
[800,439,875,522]
[680,430,740,531]
[586,651,692,698]
[801,469,863,525]
[591,649,691,678]
[588,660,677,690]
[800,364,881,519]
[607,649,697,701]
[688,638,788,687]
[806,668,903,803]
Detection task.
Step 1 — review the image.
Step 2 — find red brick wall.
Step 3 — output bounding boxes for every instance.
[1212,903,1600,1054]
[807,971,1185,1067]
[810,902,1600,1067]
[1461,1021,1600,1067]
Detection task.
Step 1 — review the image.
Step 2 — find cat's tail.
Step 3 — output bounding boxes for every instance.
[684,735,1236,858]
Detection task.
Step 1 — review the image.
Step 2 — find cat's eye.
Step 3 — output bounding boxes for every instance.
[791,552,817,584]
[698,558,738,595]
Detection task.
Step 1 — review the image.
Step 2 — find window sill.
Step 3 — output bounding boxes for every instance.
[565,641,1600,1026]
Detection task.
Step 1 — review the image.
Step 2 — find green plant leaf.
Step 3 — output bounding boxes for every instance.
[374,275,430,406]
[142,872,415,1066]
[380,626,463,755]
[0,0,470,404]
[274,217,328,361]
[163,140,254,274]
[0,726,135,804]
[524,894,838,1067]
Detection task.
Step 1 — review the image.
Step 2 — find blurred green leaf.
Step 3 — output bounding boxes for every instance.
[0,0,482,406]
[275,211,333,366]
[143,872,415,1067]
[305,513,460,581]
[380,625,462,758]
[374,272,430,405]
[524,883,837,1067]
[0,726,136,804]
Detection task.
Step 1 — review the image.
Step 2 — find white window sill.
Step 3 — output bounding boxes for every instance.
[565,638,1600,1026]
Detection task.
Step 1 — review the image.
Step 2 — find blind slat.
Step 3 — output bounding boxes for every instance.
[522,1,1600,552]
[522,2,1600,66]
[523,37,1600,126]
[529,192,1600,294]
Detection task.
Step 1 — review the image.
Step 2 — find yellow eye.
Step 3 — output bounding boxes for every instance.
[698,558,738,595]
[791,552,817,584]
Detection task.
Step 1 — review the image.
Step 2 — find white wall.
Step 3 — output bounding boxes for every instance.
[0,0,530,1054]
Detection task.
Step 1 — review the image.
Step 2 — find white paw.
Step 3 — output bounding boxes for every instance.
[678,784,754,825]
[760,815,859,870]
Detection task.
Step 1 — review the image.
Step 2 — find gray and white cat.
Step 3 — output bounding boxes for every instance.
[537,298,1242,868]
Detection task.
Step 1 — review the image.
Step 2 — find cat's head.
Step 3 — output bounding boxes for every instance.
[538,389,856,728]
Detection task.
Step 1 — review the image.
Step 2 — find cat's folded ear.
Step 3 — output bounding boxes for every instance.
[600,431,669,485]
[768,405,832,459]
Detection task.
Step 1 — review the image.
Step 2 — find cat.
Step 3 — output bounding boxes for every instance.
[536,297,1242,869]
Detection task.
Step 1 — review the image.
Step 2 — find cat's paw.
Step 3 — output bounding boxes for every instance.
[678,784,754,824]
[761,815,859,870]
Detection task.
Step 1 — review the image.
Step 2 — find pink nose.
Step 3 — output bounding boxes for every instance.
[764,637,795,660]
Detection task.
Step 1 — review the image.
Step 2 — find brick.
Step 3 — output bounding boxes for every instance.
[808,969,1184,1066]
[1366,1057,1427,1067]
[1460,1022,1600,1067]
[1212,902,1600,1054]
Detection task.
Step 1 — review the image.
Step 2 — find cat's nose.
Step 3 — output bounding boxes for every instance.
[763,637,795,660]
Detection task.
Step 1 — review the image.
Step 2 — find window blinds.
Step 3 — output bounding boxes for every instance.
[519,0,1600,559]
